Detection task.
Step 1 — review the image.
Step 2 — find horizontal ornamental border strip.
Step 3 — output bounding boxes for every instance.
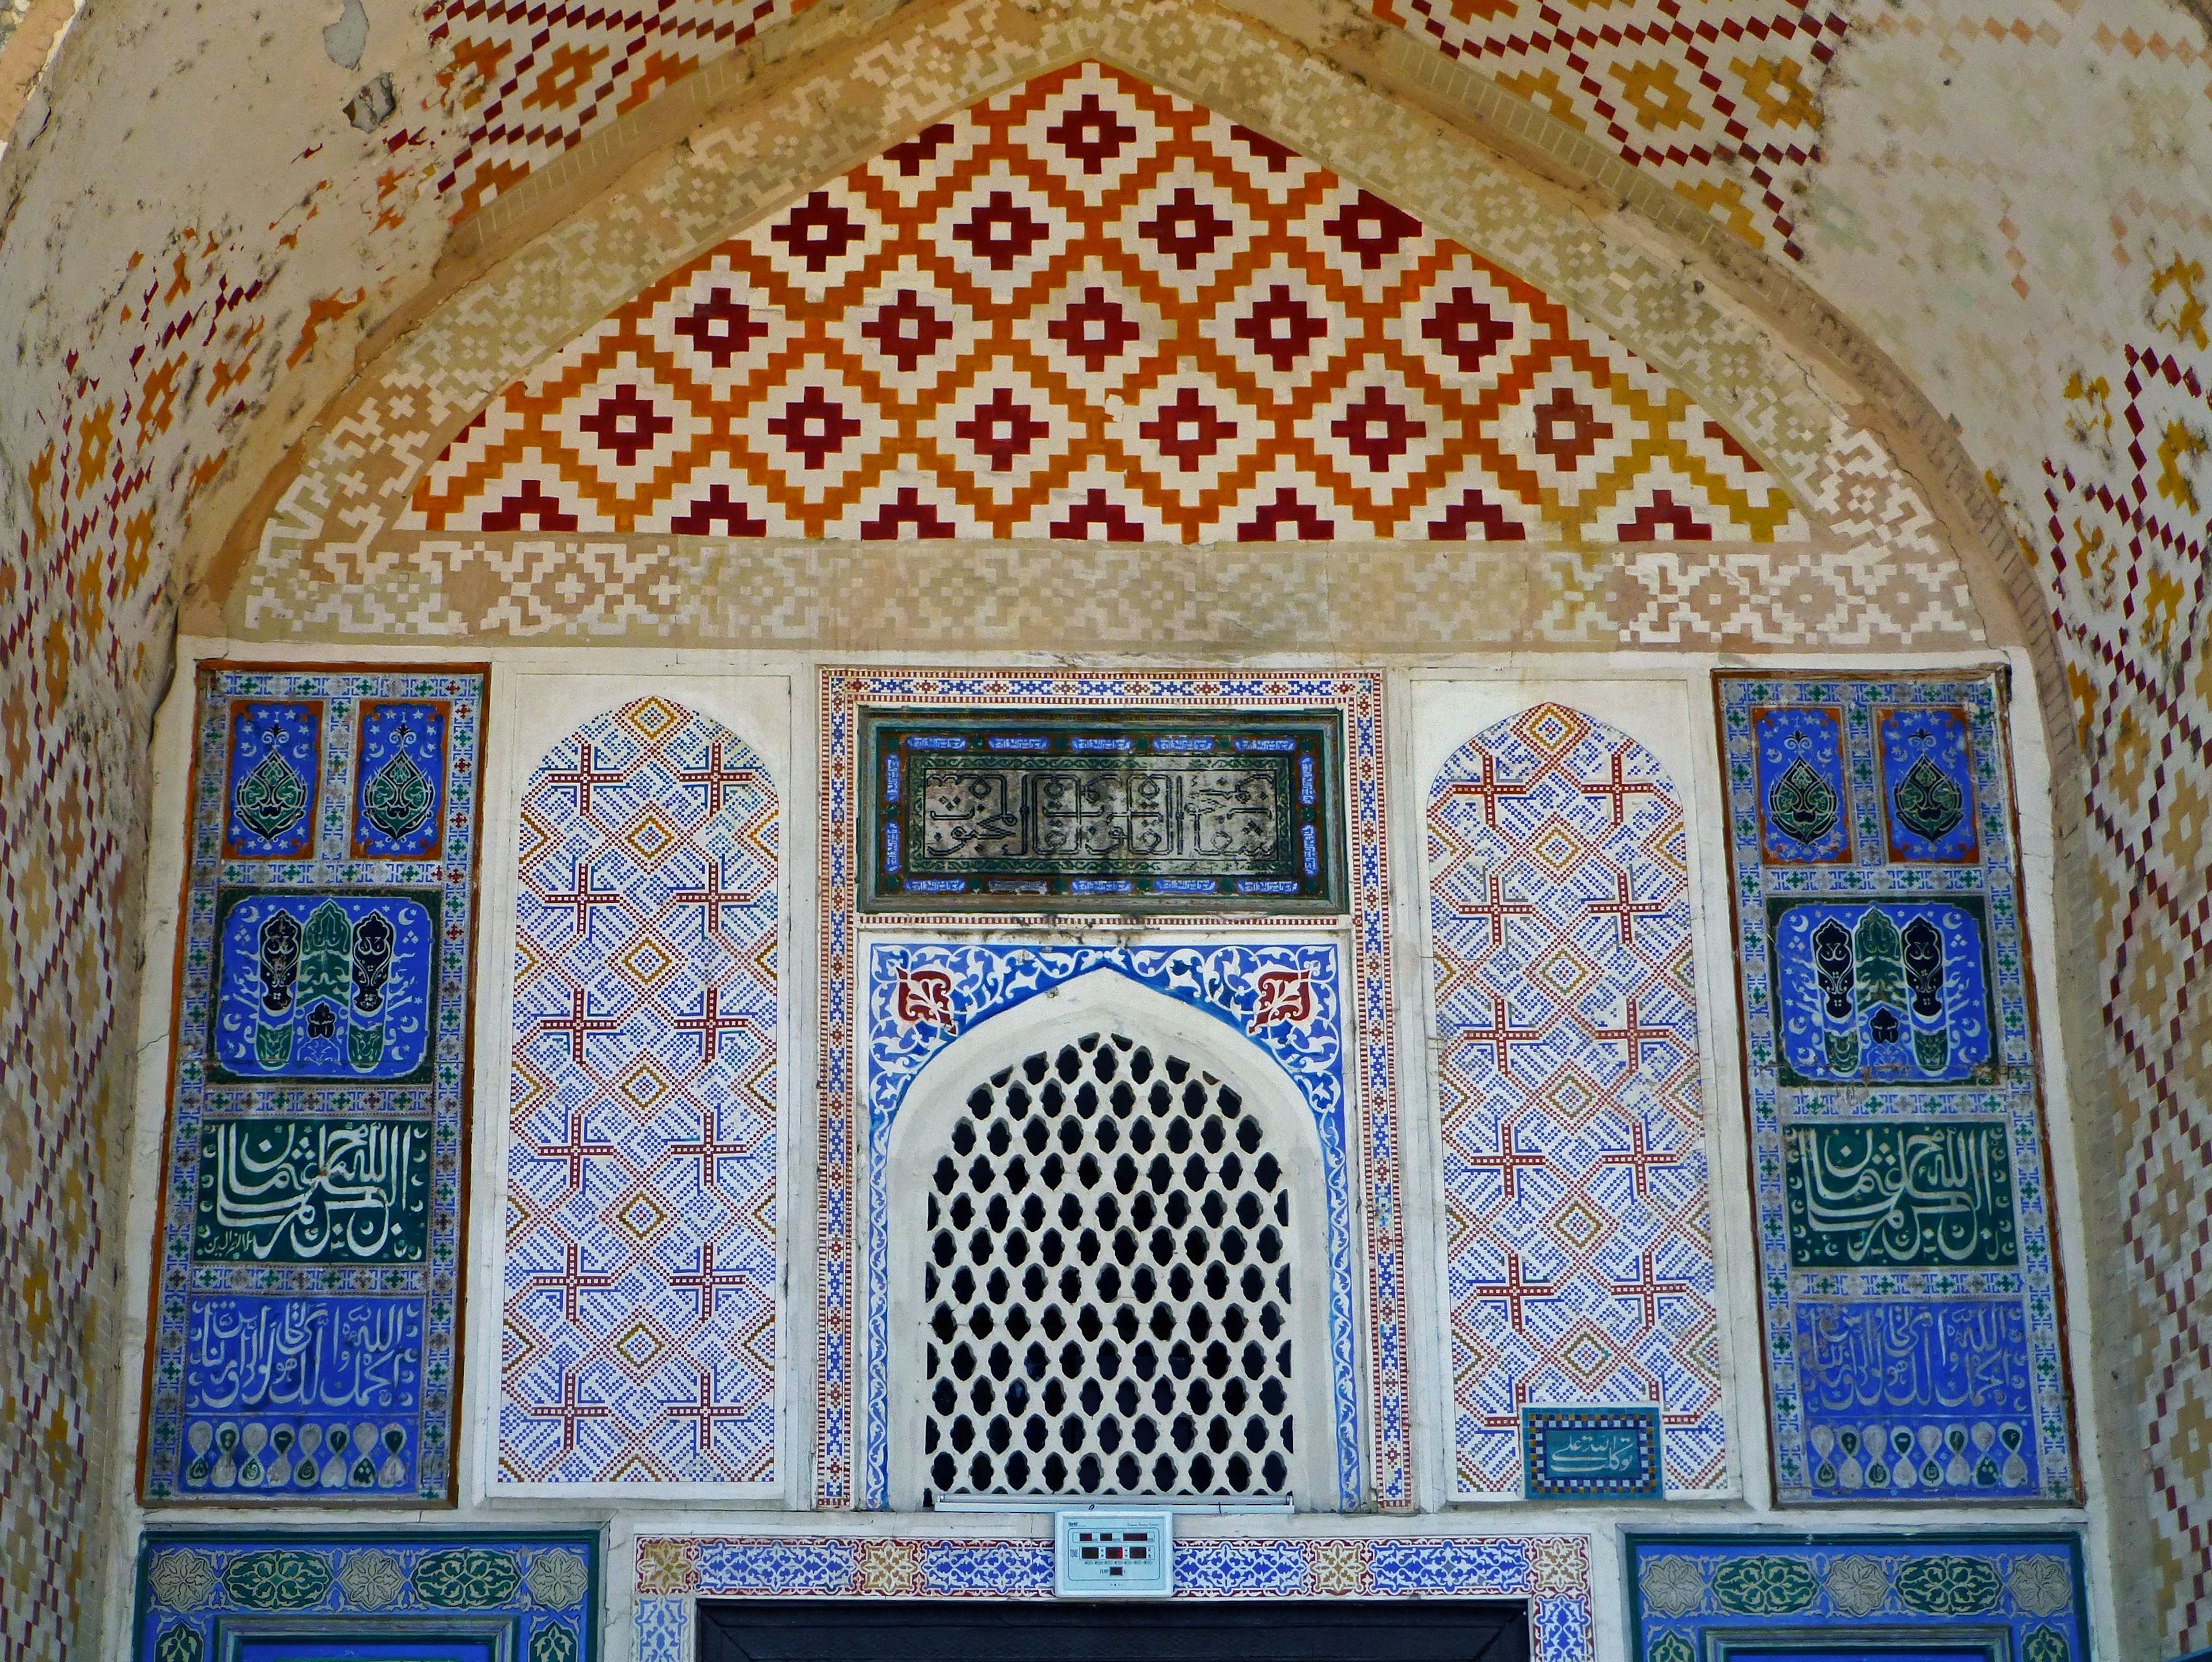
[635,1535,1592,1662]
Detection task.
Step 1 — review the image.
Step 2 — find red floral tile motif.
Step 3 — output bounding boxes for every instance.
[408,61,1805,544]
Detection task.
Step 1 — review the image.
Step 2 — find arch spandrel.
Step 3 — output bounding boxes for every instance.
[232,1,1984,652]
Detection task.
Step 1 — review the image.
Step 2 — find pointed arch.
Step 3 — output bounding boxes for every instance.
[861,948,1361,1510]
[503,695,780,1486]
[1426,700,1722,1498]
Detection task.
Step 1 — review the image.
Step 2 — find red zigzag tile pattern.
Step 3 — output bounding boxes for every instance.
[428,0,821,219]
[406,61,1806,544]
[1368,0,1847,259]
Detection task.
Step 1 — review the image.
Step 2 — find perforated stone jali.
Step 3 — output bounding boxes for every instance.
[924,1033,1294,1498]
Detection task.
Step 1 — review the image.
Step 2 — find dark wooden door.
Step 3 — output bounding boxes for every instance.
[698,1597,1529,1662]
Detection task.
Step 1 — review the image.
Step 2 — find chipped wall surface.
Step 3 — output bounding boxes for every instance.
[0,0,2209,1659]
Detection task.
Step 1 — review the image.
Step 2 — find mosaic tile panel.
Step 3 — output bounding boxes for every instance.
[859,708,1346,910]
[404,60,1805,547]
[1369,0,1847,259]
[141,665,487,1507]
[1717,670,2074,1505]
[503,696,778,1484]
[635,1534,1592,1662]
[134,1530,599,1662]
[427,0,821,219]
[1521,1405,1663,1500]
[1426,703,1722,1497]
[1625,1532,2089,1661]
[820,669,1408,1510]
[862,942,1359,1508]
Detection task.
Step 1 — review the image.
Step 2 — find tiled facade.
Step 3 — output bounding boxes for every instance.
[143,665,489,1506]
[5,0,2210,1657]
[503,698,779,1486]
[1426,704,1721,1498]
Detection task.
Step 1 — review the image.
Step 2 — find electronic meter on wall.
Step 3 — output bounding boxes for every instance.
[1053,1509,1173,1598]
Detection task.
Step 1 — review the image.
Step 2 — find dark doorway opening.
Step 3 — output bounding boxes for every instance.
[698,1597,1529,1662]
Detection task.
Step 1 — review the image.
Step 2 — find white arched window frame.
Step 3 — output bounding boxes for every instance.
[866,952,1355,1511]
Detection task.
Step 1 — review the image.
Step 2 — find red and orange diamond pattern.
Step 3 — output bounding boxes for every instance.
[408,60,1805,544]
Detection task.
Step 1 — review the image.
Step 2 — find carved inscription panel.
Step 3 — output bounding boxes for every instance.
[862,711,1344,910]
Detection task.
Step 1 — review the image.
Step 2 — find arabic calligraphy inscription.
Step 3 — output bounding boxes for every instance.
[1785,1121,2018,1269]
[194,1119,431,1263]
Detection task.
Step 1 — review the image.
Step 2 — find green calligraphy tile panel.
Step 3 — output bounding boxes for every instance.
[859,708,1346,912]
[1783,1121,2018,1270]
[142,663,489,1507]
[1717,670,2074,1507]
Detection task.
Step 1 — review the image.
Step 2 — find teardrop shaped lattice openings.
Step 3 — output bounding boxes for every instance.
[923,1033,1294,1499]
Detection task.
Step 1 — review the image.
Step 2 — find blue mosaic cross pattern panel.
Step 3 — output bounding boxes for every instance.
[635,1535,1593,1662]
[863,941,1359,1509]
[505,697,778,1486]
[1426,703,1722,1498]
[143,664,487,1507]
[1626,1533,2089,1662]
[135,1530,599,1662]
[1717,670,2075,1505]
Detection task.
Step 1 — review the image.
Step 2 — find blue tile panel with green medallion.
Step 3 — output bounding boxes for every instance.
[134,1531,597,1662]
[1716,670,2074,1505]
[142,665,488,1505]
[1626,1534,2089,1662]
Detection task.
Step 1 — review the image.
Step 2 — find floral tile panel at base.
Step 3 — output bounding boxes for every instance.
[406,60,1805,546]
[135,1530,599,1662]
[1626,1532,2089,1662]
[142,665,488,1506]
[1427,702,1722,1498]
[502,696,778,1485]
[820,669,1407,1510]
[636,1535,1590,1662]
[1715,670,2074,1505]
[864,941,1359,1508]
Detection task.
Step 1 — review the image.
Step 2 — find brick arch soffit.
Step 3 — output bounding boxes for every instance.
[207,1,2028,654]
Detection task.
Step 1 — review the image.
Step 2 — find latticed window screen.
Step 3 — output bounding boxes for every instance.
[924,1032,1295,1498]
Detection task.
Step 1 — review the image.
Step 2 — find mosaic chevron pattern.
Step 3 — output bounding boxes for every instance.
[1368,0,1847,258]
[503,697,779,1485]
[1427,703,1721,1497]
[428,0,823,218]
[406,60,1804,544]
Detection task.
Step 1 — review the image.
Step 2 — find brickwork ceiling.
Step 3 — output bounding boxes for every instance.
[0,1,2208,1659]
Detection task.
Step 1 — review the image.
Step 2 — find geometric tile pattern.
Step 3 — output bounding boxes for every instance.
[141,664,488,1507]
[503,696,778,1485]
[2041,337,2212,1649]
[1368,0,1848,259]
[406,62,1805,545]
[819,668,1409,1511]
[1625,1531,2089,1662]
[1427,703,1721,1498]
[635,1534,1593,1662]
[862,942,1359,1510]
[426,0,820,219]
[1717,670,2076,1505]
[134,1529,600,1662]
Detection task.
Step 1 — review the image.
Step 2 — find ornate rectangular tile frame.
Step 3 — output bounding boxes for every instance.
[635,1535,1592,1662]
[819,669,1407,1509]
[134,1530,600,1662]
[857,707,1349,913]
[1624,1532,2089,1661]
[139,663,489,1507]
[1714,669,2077,1507]
[861,938,1360,1507]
